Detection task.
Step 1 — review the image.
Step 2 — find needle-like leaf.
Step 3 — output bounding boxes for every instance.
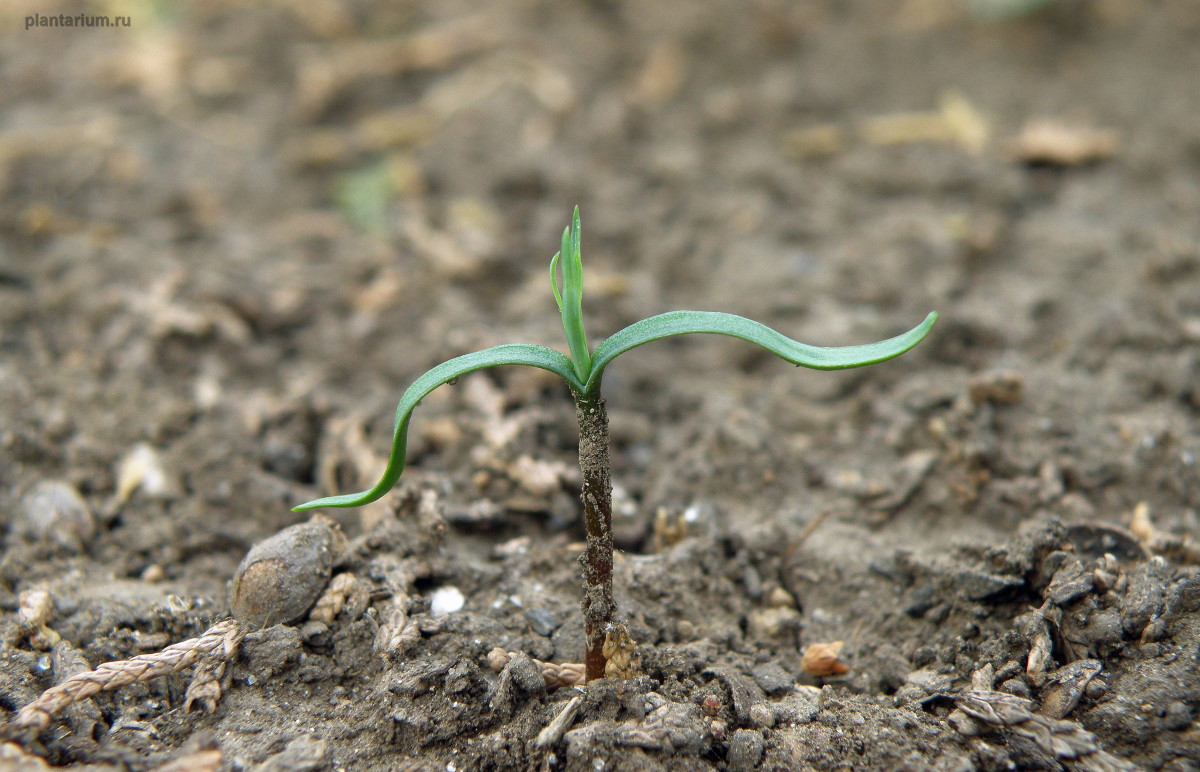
[549,251,564,312]
[558,206,591,382]
[584,310,938,394]
[293,344,581,510]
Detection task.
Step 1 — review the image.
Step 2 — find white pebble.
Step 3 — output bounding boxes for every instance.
[430,586,465,616]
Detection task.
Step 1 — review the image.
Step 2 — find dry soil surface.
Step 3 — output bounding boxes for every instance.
[2,1,1199,770]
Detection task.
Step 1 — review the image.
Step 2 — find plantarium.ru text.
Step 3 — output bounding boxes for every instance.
[295,208,937,681]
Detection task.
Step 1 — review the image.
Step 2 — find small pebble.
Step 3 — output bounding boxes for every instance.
[229,517,343,628]
[430,586,465,616]
[524,607,559,637]
[1164,701,1193,731]
[766,586,796,609]
[12,479,95,553]
[951,569,1024,601]
[725,729,765,772]
[141,563,166,582]
[748,702,775,729]
[998,678,1032,699]
[300,620,331,645]
[746,607,801,639]
[775,686,821,725]
[751,662,795,695]
[18,590,54,629]
[256,734,327,772]
[967,370,1024,405]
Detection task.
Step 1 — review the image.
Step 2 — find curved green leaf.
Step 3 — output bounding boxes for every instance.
[294,344,580,510]
[584,310,938,394]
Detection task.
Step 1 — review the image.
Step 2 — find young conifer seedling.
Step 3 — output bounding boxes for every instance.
[295,208,937,681]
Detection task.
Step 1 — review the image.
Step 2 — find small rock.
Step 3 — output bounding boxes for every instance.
[746,607,800,639]
[12,479,95,553]
[774,686,821,725]
[299,620,330,646]
[141,564,166,582]
[254,734,327,772]
[507,455,568,497]
[1164,701,1193,731]
[726,729,765,772]
[903,584,938,616]
[230,517,343,628]
[1078,610,1123,648]
[967,370,1024,405]
[1044,560,1094,605]
[751,662,795,695]
[765,586,796,609]
[1064,523,1147,563]
[524,607,559,637]
[1120,559,1172,637]
[502,651,548,695]
[747,702,775,729]
[241,625,303,678]
[952,569,1024,601]
[906,666,955,694]
[999,678,1032,699]
[1012,118,1118,167]
[429,586,464,616]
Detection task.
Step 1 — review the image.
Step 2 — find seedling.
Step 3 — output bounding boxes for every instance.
[295,208,937,681]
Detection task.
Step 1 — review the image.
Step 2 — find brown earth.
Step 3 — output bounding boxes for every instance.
[2,1,1199,770]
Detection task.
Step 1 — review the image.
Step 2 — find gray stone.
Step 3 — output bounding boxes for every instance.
[12,479,95,553]
[726,729,765,772]
[524,607,560,637]
[775,686,821,725]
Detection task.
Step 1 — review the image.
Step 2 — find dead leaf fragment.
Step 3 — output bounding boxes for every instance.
[802,641,850,676]
[782,123,844,160]
[968,369,1025,406]
[860,90,989,154]
[116,443,178,503]
[632,40,687,106]
[1012,119,1118,166]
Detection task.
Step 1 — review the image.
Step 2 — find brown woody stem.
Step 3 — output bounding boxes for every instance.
[574,390,615,681]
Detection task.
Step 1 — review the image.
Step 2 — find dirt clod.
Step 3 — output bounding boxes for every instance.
[2,3,1197,769]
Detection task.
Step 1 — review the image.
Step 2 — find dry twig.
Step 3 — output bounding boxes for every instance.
[11,620,244,735]
[486,648,585,691]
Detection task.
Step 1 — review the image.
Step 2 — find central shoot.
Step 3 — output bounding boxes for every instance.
[295,208,937,682]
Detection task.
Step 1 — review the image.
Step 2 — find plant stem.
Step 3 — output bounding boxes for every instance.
[573,389,615,682]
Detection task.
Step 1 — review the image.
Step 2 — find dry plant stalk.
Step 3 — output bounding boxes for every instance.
[1130,501,1200,564]
[12,620,244,735]
[486,648,585,691]
[17,591,61,651]
[601,624,638,680]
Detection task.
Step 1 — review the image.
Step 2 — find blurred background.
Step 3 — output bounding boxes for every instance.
[3,0,1200,593]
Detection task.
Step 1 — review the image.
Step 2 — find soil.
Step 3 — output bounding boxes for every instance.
[2,1,1200,770]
